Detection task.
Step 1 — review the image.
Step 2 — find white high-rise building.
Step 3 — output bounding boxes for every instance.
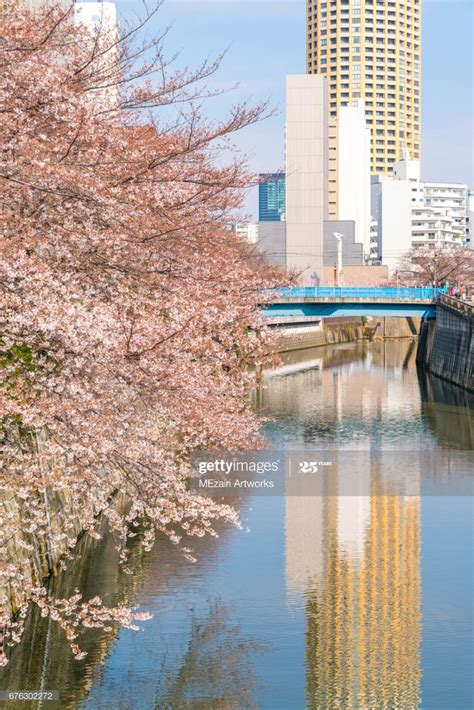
[371,153,470,268]
[75,2,119,110]
[337,100,371,258]
[75,2,117,32]
[285,74,328,283]
[371,174,412,272]
[18,0,116,20]
[393,153,469,246]
[4,2,120,109]
[467,189,474,247]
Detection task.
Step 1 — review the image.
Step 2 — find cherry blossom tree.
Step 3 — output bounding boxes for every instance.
[0,1,283,664]
[399,245,474,288]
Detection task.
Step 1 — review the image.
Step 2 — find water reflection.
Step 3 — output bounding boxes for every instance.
[258,341,428,448]
[286,478,421,709]
[418,368,474,450]
[0,340,471,709]
[304,492,421,710]
[284,446,422,708]
[155,600,262,710]
[268,340,470,708]
[0,517,239,709]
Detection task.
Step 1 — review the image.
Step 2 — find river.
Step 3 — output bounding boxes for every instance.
[0,340,473,709]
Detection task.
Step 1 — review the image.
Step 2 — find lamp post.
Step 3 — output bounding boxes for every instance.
[333,232,344,288]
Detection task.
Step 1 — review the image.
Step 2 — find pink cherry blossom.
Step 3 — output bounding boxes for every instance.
[0,1,286,664]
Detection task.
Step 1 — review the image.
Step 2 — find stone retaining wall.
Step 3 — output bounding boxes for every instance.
[371,316,421,339]
[418,297,473,391]
[0,488,100,619]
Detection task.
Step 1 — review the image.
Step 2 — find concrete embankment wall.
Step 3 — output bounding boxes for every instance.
[418,298,473,392]
[0,489,100,619]
[276,316,421,353]
[275,320,364,352]
[371,316,421,339]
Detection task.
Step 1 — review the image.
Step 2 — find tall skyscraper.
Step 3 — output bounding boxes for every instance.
[307,0,421,175]
[258,173,286,221]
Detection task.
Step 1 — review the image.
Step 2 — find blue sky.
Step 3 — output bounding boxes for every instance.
[116,0,473,218]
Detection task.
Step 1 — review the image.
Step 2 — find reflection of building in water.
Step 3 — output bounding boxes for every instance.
[286,495,324,597]
[306,494,420,710]
[259,341,424,447]
[276,341,426,706]
[285,460,421,709]
[286,456,371,599]
[272,340,424,705]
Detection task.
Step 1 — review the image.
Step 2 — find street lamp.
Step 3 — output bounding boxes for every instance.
[333,232,344,288]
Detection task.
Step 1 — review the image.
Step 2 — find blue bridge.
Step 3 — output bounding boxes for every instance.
[262,286,443,320]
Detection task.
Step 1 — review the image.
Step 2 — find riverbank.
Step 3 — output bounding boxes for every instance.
[0,490,95,620]
[0,320,415,631]
[0,482,119,626]
[417,295,473,392]
[0,315,423,627]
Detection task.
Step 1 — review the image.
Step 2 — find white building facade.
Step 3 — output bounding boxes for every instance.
[337,101,371,259]
[393,154,469,246]
[23,2,120,109]
[417,183,469,244]
[75,2,119,110]
[75,2,117,31]
[467,189,474,247]
[285,74,328,283]
[371,175,412,273]
[231,222,259,244]
[411,208,460,247]
[371,154,470,270]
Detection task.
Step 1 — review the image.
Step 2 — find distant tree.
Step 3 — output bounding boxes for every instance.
[0,1,283,663]
[399,245,474,288]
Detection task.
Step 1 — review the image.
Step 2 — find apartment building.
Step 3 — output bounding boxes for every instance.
[307,0,421,175]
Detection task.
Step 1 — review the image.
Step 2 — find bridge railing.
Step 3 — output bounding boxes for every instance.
[274,286,442,300]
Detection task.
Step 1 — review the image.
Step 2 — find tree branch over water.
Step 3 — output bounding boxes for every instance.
[0,1,285,665]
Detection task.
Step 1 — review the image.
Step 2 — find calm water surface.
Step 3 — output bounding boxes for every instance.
[1,341,473,710]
